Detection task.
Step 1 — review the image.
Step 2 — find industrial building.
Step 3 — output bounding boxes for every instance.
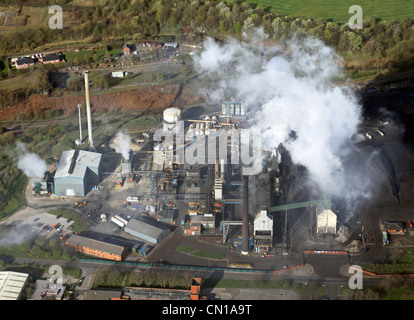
[157,209,177,224]
[122,277,202,300]
[91,98,340,259]
[124,218,170,244]
[382,221,406,234]
[253,208,273,253]
[54,149,102,197]
[0,271,29,300]
[65,234,129,261]
[84,289,124,300]
[188,214,215,230]
[316,209,337,235]
[184,221,201,236]
[29,278,66,300]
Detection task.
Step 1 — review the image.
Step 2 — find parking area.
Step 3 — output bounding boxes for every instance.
[1,207,74,240]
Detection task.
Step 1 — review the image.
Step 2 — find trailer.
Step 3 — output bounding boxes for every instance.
[127,196,139,203]
[132,244,142,253]
[111,216,125,228]
[139,244,150,256]
[115,215,129,226]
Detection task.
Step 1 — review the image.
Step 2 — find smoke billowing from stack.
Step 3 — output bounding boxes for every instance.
[113,132,132,161]
[84,71,94,151]
[15,142,48,179]
[193,30,372,218]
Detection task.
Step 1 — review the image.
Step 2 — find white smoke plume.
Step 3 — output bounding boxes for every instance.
[112,132,131,161]
[194,32,367,211]
[15,142,48,179]
[0,224,37,247]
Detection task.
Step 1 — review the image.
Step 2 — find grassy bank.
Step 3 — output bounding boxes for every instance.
[362,248,414,275]
[177,245,226,260]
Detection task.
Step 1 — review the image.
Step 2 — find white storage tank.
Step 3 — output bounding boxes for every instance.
[163,107,181,132]
[186,128,195,138]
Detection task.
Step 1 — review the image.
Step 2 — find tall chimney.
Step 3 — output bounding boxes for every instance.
[241,175,249,255]
[215,157,220,179]
[77,104,82,142]
[84,71,94,151]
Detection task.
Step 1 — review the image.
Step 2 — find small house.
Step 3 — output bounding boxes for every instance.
[15,57,34,69]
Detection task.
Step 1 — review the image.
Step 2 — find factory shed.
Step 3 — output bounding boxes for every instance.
[54,149,102,197]
[317,209,337,234]
[0,271,29,300]
[184,222,201,236]
[383,221,406,234]
[157,209,177,224]
[65,235,128,261]
[189,214,215,229]
[253,209,273,253]
[29,279,66,300]
[84,289,123,300]
[124,218,170,244]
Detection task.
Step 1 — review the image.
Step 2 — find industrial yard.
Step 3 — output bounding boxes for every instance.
[1,33,414,302]
[12,67,414,272]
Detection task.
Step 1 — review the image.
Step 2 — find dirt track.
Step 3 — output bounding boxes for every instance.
[0,84,204,121]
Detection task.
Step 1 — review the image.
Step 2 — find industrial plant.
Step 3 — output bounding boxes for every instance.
[26,68,357,265]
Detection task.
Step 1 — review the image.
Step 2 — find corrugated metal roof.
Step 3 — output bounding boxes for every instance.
[55,150,101,179]
[124,219,169,241]
[66,235,125,256]
[0,271,29,300]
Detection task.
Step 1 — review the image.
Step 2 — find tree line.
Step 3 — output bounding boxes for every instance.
[0,0,413,73]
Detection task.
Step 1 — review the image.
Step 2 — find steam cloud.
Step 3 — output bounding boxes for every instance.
[15,142,48,179]
[0,224,37,247]
[194,32,370,214]
[112,132,131,161]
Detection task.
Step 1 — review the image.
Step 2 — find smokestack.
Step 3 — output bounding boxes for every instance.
[241,175,249,255]
[78,104,82,141]
[84,71,94,151]
[215,157,220,179]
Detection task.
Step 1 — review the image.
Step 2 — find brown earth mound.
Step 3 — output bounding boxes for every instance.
[0,85,204,121]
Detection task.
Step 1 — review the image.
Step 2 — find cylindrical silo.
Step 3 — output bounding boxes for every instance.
[163,107,181,133]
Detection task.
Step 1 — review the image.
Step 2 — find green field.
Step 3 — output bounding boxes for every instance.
[246,0,414,23]
[177,245,226,260]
